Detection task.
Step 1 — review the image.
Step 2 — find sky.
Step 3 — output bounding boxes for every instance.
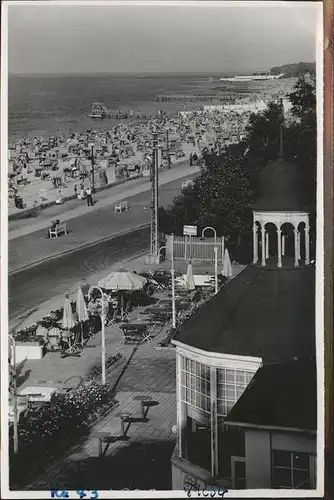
[7,1,319,75]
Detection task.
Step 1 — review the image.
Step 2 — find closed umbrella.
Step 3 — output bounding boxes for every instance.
[185,260,196,291]
[98,267,147,319]
[62,293,76,330]
[222,248,233,278]
[76,287,89,346]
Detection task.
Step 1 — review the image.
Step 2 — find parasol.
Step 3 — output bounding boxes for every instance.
[222,248,233,278]
[185,260,196,291]
[76,287,89,346]
[98,267,147,319]
[62,293,76,330]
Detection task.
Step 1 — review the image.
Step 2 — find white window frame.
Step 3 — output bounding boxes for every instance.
[271,450,316,489]
[231,456,246,489]
[176,347,262,479]
[217,368,256,417]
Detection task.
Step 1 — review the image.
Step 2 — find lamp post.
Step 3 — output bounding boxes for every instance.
[158,234,176,329]
[213,246,219,295]
[9,334,18,453]
[201,226,217,244]
[89,143,95,193]
[88,286,106,385]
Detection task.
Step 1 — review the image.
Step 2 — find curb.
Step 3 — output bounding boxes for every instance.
[9,307,38,332]
[9,223,150,276]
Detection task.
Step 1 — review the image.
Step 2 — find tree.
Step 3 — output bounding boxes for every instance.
[159,77,317,262]
[244,101,284,166]
[286,76,317,219]
[287,75,316,121]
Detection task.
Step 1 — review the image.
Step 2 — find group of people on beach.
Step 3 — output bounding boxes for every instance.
[8,82,298,216]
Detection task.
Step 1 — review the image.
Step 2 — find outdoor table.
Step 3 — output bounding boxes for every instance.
[119,321,149,331]
[120,321,149,344]
[133,395,152,419]
[144,306,169,314]
[157,298,174,305]
[115,410,132,436]
[156,299,173,307]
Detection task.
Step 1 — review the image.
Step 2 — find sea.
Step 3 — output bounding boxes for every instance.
[8,73,218,141]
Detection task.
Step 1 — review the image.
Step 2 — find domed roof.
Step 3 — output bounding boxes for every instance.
[251,156,307,212]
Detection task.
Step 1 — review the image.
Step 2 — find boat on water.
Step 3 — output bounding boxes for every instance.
[219,72,285,82]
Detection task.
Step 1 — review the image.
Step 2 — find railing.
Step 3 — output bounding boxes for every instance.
[165,235,225,263]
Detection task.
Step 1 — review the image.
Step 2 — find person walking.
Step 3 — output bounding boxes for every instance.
[86,185,93,207]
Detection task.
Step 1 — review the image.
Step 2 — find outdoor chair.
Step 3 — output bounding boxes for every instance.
[107,313,125,335]
[60,331,81,358]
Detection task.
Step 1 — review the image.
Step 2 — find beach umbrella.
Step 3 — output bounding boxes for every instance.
[98,267,147,319]
[62,293,76,330]
[222,248,233,278]
[76,287,89,346]
[185,260,196,291]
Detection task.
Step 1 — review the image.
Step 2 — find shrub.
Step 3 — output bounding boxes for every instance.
[86,353,123,380]
[10,380,117,486]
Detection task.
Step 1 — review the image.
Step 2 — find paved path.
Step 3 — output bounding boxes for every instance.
[23,316,177,491]
[9,164,199,273]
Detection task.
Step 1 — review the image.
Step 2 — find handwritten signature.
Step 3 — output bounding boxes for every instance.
[184,481,228,498]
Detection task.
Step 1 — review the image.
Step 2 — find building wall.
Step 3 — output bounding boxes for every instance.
[171,445,215,491]
[271,432,316,454]
[245,429,316,488]
[245,430,271,488]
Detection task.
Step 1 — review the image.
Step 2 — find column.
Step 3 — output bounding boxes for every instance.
[281,234,285,256]
[294,228,299,267]
[265,232,269,259]
[176,353,183,458]
[297,231,301,260]
[253,224,258,264]
[261,226,266,266]
[277,228,282,268]
[210,367,218,477]
[305,226,310,265]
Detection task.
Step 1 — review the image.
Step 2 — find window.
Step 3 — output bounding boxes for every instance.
[217,369,255,416]
[180,356,212,472]
[180,356,211,414]
[272,450,315,489]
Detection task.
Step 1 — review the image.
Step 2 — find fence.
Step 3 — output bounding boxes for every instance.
[166,235,225,263]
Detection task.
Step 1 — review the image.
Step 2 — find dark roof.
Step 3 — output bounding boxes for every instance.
[173,265,315,362]
[225,358,317,431]
[251,157,308,212]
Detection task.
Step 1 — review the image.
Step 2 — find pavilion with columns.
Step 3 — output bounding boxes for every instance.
[252,141,311,269]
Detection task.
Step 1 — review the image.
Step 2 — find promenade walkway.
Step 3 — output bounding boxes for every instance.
[9,160,198,240]
[9,162,199,273]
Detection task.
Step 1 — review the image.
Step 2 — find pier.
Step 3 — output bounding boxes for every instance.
[156,94,237,103]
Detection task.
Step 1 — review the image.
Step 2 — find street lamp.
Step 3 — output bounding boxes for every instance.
[8,334,18,453]
[88,286,107,385]
[158,234,176,329]
[201,226,217,244]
